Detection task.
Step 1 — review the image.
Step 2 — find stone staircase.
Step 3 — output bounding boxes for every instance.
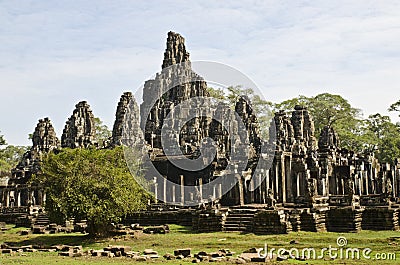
[223,207,257,232]
[34,213,50,226]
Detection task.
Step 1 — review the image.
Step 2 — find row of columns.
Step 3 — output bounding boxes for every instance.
[0,188,45,208]
[153,175,224,205]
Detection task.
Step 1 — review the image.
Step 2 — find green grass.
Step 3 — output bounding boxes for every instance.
[1,224,400,264]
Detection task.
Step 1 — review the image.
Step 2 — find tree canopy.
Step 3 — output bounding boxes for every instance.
[34,146,151,237]
[0,132,28,173]
[0,131,6,146]
[207,87,400,164]
[94,117,112,147]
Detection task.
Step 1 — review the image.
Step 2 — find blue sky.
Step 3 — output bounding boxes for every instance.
[1,0,400,145]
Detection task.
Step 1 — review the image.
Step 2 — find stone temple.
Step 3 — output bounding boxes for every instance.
[1,31,400,234]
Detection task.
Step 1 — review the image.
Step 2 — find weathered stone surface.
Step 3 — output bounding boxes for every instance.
[61,101,96,148]
[32,117,60,152]
[111,92,143,147]
[174,248,191,257]
[162,31,190,69]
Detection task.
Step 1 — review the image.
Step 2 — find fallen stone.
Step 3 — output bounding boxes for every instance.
[92,250,104,256]
[20,230,30,235]
[234,257,247,264]
[143,225,168,234]
[163,253,175,260]
[242,247,261,253]
[132,255,147,261]
[174,248,191,257]
[1,249,12,254]
[143,249,158,255]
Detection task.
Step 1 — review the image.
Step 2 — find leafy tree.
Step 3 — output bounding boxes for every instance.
[207,87,225,100]
[363,114,400,163]
[389,100,400,114]
[274,93,363,151]
[94,117,112,146]
[0,145,29,172]
[0,131,6,146]
[207,86,274,140]
[34,147,151,237]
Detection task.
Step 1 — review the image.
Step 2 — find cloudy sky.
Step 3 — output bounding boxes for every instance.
[1,0,400,145]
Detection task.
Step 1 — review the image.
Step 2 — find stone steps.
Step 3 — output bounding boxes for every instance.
[34,213,50,226]
[223,209,256,232]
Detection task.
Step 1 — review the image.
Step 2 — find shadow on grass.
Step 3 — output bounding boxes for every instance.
[6,233,106,248]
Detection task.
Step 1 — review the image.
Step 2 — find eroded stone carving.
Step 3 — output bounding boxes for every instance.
[61,101,96,148]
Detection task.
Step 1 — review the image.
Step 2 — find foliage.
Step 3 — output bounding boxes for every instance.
[389,99,400,115]
[363,114,400,163]
[94,117,112,147]
[34,147,151,237]
[0,131,6,146]
[273,93,364,151]
[206,88,400,162]
[207,86,274,140]
[0,144,29,172]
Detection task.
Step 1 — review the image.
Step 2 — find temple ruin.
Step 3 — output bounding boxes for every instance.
[1,31,400,234]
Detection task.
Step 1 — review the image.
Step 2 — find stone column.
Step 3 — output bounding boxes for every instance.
[180,175,185,206]
[153,177,158,203]
[17,191,21,207]
[258,173,262,204]
[5,191,9,207]
[213,185,216,200]
[249,177,255,203]
[237,174,244,206]
[218,183,222,199]
[163,177,167,203]
[172,186,176,203]
[198,178,203,201]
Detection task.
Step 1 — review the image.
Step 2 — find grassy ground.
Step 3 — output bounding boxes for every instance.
[1,224,400,264]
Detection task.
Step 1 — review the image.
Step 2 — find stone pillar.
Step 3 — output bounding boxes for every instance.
[249,177,255,203]
[213,185,216,199]
[5,191,9,207]
[392,169,397,197]
[163,177,167,203]
[218,183,222,199]
[281,158,286,203]
[153,177,158,203]
[16,191,20,207]
[172,186,176,203]
[258,173,262,204]
[180,175,185,206]
[198,178,203,201]
[237,174,244,206]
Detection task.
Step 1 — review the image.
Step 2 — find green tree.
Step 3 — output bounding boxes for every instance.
[0,145,29,172]
[94,117,112,146]
[34,147,151,237]
[363,114,400,163]
[207,86,274,140]
[0,131,6,146]
[389,100,400,115]
[207,86,225,100]
[274,93,363,151]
